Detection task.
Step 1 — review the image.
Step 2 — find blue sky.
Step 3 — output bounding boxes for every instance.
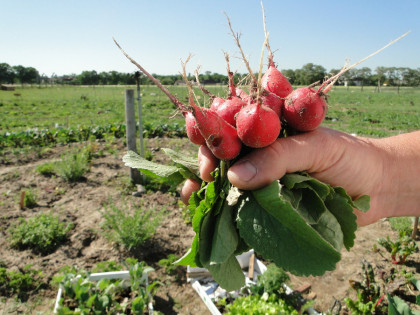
[1,0,419,76]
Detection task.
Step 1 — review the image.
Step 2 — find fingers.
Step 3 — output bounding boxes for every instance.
[227,128,348,190]
[180,178,201,205]
[198,145,218,182]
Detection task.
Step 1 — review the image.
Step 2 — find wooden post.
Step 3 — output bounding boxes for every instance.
[412,217,419,240]
[125,89,141,184]
[135,72,146,184]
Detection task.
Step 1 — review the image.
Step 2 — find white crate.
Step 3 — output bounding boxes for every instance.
[188,250,321,315]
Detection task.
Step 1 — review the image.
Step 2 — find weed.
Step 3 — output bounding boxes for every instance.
[36,161,56,176]
[388,217,413,235]
[0,265,44,300]
[8,212,74,255]
[158,254,180,276]
[54,149,90,182]
[100,199,164,251]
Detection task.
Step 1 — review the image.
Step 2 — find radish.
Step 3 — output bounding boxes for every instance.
[283,87,327,132]
[261,63,293,99]
[214,54,246,127]
[210,97,225,111]
[194,69,226,111]
[282,31,412,132]
[236,101,281,148]
[235,87,249,101]
[260,34,292,99]
[113,42,242,160]
[192,105,242,160]
[184,112,206,145]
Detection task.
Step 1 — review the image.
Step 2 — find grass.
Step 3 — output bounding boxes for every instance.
[1,85,419,139]
[321,86,420,137]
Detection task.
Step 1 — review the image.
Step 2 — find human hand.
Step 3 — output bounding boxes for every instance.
[181,127,420,226]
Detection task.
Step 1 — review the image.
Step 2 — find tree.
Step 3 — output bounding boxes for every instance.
[282,69,296,85]
[13,65,39,84]
[78,70,100,85]
[354,67,372,90]
[0,63,15,84]
[294,63,326,86]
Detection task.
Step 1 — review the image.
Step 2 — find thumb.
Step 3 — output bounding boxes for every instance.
[227,128,348,190]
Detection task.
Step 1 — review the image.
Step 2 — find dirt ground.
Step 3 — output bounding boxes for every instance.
[0,137,419,314]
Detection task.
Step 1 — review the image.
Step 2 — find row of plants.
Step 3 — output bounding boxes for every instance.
[0,122,186,149]
[343,220,419,315]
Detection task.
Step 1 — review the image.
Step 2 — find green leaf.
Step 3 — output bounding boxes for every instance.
[175,234,199,267]
[352,195,371,212]
[210,201,238,264]
[122,150,184,184]
[388,294,420,315]
[162,148,199,175]
[325,188,358,250]
[237,188,340,276]
[198,210,217,267]
[207,254,245,292]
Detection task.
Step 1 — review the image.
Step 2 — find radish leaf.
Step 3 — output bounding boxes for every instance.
[237,190,340,276]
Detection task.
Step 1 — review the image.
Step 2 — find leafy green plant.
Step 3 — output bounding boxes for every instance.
[344,260,387,315]
[100,199,164,251]
[158,254,180,276]
[0,265,43,300]
[55,259,157,315]
[54,149,90,182]
[377,231,419,264]
[388,278,420,315]
[35,161,56,176]
[224,293,299,315]
[8,212,74,255]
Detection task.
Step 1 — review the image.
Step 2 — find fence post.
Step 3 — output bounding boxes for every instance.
[125,89,141,184]
[135,72,146,184]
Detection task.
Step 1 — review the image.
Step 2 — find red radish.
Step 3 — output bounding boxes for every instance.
[210,96,225,111]
[184,112,206,145]
[235,88,248,101]
[283,87,327,132]
[261,89,283,117]
[192,105,242,160]
[236,101,281,148]
[260,7,293,100]
[216,94,246,127]
[194,69,226,112]
[261,64,293,99]
[215,56,246,127]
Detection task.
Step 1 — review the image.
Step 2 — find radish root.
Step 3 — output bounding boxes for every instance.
[318,30,412,94]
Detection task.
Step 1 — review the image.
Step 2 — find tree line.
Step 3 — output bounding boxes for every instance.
[1,62,420,87]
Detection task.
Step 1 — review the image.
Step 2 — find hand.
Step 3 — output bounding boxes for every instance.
[181,127,420,226]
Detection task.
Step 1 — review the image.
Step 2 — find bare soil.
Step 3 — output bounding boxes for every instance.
[0,138,419,314]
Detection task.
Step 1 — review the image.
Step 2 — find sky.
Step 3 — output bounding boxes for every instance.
[1,0,419,77]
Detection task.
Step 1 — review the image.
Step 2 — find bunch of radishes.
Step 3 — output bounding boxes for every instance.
[113,10,409,163]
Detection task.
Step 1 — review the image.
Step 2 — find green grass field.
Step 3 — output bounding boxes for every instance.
[1,85,419,140]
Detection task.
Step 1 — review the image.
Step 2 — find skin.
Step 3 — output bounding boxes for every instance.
[181,127,420,227]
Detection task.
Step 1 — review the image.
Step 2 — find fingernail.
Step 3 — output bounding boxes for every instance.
[229,160,257,182]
